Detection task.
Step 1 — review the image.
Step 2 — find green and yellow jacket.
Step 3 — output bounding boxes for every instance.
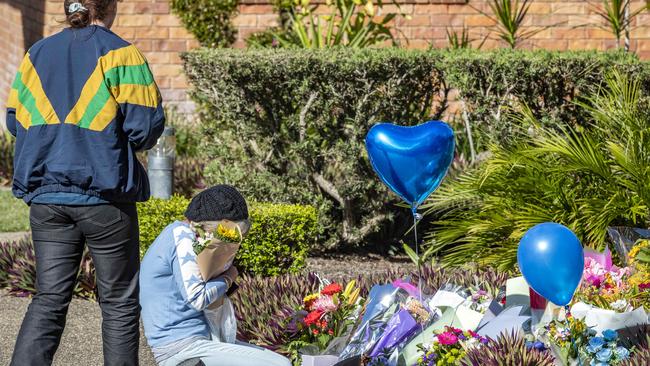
[5,25,165,204]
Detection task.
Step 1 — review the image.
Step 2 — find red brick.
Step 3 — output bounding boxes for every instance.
[134,2,170,14]
[257,14,279,27]
[118,14,153,27]
[465,15,495,27]
[152,64,183,77]
[134,27,170,40]
[153,39,187,52]
[240,5,276,14]
[153,15,181,27]
[587,28,616,39]
[414,4,448,15]
[233,14,258,27]
[170,27,193,39]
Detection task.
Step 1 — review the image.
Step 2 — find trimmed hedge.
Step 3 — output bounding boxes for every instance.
[137,196,318,276]
[181,48,650,248]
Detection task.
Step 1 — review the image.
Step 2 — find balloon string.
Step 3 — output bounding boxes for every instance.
[412,206,423,302]
[565,305,581,365]
[413,206,424,336]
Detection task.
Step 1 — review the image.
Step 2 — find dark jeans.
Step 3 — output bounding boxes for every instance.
[11,203,140,366]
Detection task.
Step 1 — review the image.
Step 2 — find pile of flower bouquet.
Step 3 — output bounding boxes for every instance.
[282,241,650,366]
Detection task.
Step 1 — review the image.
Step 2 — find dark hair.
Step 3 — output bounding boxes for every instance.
[64,0,117,29]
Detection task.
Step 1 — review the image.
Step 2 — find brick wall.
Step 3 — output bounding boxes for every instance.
[233,0,650,56]
[1,0,650,126]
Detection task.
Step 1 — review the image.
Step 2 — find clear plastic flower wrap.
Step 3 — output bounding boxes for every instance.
[397,283,492,366]
[337,284,411,361]
[368,296,436,359]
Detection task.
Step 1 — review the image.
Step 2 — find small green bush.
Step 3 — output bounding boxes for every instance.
[137,195,190,257]
[137,196,318,276]
[238,203,317,276]
[170,0,238,48]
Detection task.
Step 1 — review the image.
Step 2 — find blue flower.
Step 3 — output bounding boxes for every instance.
[587,337,605,353]
[587,344,602,354]
[596,348,612,362]
[614,346,630,360]
[602,329,618,342]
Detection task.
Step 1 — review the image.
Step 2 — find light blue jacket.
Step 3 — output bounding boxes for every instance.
[140,221,229,350]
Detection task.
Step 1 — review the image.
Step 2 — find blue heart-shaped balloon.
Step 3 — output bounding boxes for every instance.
[366,121,455,208]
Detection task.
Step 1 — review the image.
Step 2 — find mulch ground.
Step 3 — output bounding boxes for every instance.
[0,255,415,365]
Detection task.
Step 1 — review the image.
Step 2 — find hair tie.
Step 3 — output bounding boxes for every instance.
[68,2,88,14]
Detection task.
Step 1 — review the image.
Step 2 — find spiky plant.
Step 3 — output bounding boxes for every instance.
[232,272,320,351]
[461,331,555,366]
[6,238,37,297]
[0,239,19,286]
[232,265,509,351]
[2,238,96,299]
[423,71,650,270]
[622,334,650,365]
[475,0,544,48]
[587,0,650,51]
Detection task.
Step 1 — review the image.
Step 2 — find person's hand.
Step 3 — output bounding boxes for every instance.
[222,266,239,288]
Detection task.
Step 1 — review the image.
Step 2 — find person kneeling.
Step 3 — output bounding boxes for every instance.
[140,185,291,366]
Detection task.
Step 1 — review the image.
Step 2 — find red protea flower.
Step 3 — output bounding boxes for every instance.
[304,310,324,327]
[321,283,343,296]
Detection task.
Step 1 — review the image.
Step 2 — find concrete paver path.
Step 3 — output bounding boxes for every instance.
[0,293,156,365]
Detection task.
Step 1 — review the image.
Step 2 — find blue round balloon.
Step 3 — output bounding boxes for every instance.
[365,121,455,209]
[517,223,584,306]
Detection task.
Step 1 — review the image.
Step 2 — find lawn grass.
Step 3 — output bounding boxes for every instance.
[0,189,29,232]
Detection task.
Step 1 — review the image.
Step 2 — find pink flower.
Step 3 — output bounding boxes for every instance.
[609,266,631,286]
[312,295,337,313]
[639,282,650,291]
[437,332,459,345]
[583,257,607,287]
[584,246,613,271]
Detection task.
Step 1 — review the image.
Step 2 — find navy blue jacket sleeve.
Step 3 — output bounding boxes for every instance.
[6,108,17,137]
[121,102,165,152]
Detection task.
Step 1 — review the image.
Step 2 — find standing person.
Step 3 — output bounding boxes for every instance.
[6,1,165,365]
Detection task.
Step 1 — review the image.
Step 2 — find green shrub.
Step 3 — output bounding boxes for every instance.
[137,196,317,276]
[137,195,190,257]
[238,203,317,276]
[170,0,238,48]
[423,72,650,270]
[181,47,650,249]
